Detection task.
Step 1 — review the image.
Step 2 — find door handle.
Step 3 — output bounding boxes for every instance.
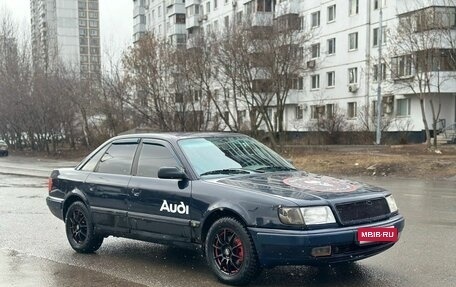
[131,188,142,197]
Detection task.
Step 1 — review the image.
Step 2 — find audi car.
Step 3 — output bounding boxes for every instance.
[46,133,405,285]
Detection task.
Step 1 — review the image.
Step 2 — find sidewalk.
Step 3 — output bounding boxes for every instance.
[0,156,78,178]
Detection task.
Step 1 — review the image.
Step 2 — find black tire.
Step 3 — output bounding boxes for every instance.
[205,217,261,285]
[65,201,103,253]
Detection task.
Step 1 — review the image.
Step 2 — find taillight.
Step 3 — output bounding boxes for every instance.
[48,178,53,192]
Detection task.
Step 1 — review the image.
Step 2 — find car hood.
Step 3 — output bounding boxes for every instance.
[214,171,386,202]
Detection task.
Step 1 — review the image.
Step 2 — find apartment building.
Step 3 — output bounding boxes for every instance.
[30,0,101,77]
[133,0,456,133]
[133,0,187,45]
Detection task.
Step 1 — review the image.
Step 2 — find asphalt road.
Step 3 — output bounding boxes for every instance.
[0,156,455,287]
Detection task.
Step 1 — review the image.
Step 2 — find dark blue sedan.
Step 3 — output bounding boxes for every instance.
[47,133,405,285]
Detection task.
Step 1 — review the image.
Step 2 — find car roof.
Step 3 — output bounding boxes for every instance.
[111,132,248,143]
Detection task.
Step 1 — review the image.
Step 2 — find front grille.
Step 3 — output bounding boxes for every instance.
[335,198,390,226]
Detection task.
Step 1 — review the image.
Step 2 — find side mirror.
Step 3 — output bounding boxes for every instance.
[158,167,187,180]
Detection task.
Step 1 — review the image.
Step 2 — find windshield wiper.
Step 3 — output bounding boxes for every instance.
[200,168,251,176]
[253,166,297,172]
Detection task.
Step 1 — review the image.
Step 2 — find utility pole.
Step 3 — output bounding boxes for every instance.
[376,3,383,145]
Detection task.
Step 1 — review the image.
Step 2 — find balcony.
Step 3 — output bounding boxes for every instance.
[274,0,300,18]
[252,12,273,27]
[166,3,186,15]
[285,90,300,105]
[133,6,146,17]
[186,15,201,29]
[167,24,187,36]
[184,0,201,8]
[134,23,146,34]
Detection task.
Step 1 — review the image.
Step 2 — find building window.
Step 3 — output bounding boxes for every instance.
[81,55,89,63]
[295,106,303,119]
[347,102,357,118]
[327,5,336,22]
[349,32,358,50]
[236,11,243,24]
[327,71,335,87]
[89,11,98,19]
[373,0,386,10]
[214,0,218,9]
[349,0,359,15]
[79,20,87,27]
[80,37,88,45]
[326,104,334,118]
[176,14,185,24]
[373,26,387,46]
[397,98,411,116]
[256,0,272,13]
[79,11,86,17]
[348,67,358,84]
[79,28,87,36]
[158,6,162,16]
[224,16,229,28]
[311,105,325,119]
[90,38,99,46]
[391,55,412,78]
[89,20,98,27]
[292,77,304,90]
[88,2,98,10]
[311,11,320,28]
[311,43,320,58]
[311,74,320,89]
[327,38,336,55]
[373,63,386,81]
[90,29,98,36]
[78,1,86,9]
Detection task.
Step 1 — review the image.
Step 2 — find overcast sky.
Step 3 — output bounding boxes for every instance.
[0,0,133,65]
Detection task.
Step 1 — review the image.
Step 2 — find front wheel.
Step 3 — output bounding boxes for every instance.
[65,201,103,253]
[205,217,261,285]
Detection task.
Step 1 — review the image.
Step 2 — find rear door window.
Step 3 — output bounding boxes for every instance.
[95,141,138,175]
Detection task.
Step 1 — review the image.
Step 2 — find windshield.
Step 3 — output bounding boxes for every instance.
[179,136,296,177]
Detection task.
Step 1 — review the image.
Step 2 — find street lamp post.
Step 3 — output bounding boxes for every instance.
[376,4,383,145]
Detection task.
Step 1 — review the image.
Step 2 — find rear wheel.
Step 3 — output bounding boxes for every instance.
[205,217,261,285]
[65,201,103,253]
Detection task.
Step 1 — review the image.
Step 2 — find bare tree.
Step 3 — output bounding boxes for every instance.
[387,0,455,148]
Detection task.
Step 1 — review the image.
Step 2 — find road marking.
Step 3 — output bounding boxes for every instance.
[402,193,423,197]
[440,195,456,199]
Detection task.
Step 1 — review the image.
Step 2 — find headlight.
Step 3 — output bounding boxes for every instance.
[386,195,398,213]
[278,206,336,225]
[300,206,336,225]
[278,207,304,225]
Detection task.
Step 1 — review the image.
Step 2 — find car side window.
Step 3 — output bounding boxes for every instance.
[137,143,180,178]
[80,144,110,171]
[95,143,138,175]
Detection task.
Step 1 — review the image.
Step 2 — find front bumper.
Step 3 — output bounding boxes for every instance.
[249,214,405,267]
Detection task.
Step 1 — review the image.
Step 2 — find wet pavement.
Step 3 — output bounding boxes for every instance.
[0,156,455,286]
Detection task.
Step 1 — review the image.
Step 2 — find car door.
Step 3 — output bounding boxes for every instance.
[84,138,139,234]
[127,139,192,243]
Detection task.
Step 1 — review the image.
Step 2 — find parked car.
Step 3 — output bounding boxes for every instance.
[46,133,405,285]
[0,140,8,156]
